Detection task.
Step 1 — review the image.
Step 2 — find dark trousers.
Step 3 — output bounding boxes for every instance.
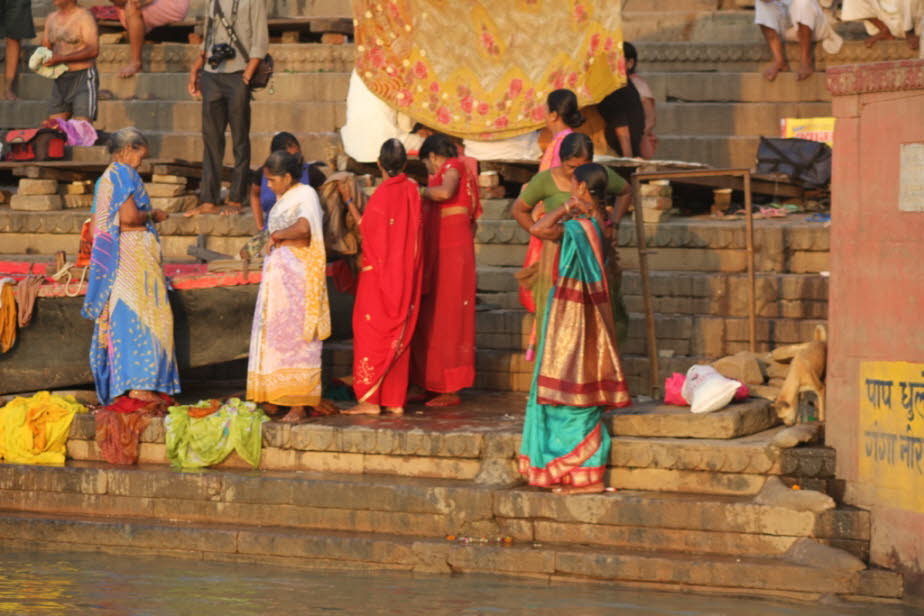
[200,70,251,204]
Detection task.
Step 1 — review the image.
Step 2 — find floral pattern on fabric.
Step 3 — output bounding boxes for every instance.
[352,0,626,140]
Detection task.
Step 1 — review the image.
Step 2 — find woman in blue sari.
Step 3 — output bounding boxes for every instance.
[518,163,631,494]
[82,127,180,405]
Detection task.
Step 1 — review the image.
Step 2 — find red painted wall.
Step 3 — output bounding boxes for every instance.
[827,61,924,592]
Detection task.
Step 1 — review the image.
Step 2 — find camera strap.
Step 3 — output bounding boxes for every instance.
[212,0,251,62]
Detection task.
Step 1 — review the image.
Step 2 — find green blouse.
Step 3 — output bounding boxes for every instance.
[519,167,627,210]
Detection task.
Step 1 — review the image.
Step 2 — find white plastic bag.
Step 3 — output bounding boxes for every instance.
[681,365,741,414]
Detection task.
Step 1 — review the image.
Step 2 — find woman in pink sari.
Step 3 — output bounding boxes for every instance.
[519,89,585,313]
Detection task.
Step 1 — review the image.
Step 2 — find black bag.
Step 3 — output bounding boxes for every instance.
[756,137,832,189]
[211,0,273,89]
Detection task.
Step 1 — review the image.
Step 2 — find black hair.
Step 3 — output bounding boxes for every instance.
[306,162,327,189]
[263,150,302,181]
[270,131,300,154]
[547,89,584,129]
[573,163,609,204]
[624,42,637,75]
[559,132,594,163]
[378,138,407,177]
[419,133,458,160]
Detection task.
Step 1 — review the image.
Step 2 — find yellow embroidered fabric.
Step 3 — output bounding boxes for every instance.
[352,0,626,140]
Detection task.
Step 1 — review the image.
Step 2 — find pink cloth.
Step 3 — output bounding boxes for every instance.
[118,0,190,31]
[48,118,98,147]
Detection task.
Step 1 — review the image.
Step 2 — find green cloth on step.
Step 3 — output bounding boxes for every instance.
[165,398,268,469]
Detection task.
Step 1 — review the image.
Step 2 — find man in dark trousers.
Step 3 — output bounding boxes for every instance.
[186,0,268,216]
[597,41,646,158]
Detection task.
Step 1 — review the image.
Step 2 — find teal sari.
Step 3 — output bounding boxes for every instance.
[518,218,630,488]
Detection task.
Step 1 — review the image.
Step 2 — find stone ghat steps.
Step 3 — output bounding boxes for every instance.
[0,511,900,602]
[14,71,350,104]
[0,462,864,562]
[0,100,346,135]
[645,71,831,103]
[477,267,828,319]
[29,0,352,19]
[61,399,840,497]
[624,9,762,44]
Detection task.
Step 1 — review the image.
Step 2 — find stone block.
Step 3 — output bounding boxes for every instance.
[18,179,58,195]
[475,244,527,267]
[607,467,767,496]
[789,251,829,273]
[712,350,766,385]
[606,398,777,439]
[151,174,188,185]
[65,181,92,195]
[0,190,10,204]
[151,195,196,213]
[642,196,673,210]
[63,194,94,209]
[321,33,347,45]
[755,476,834,513]
[10,194,63,211]
[146,183,186,198]
[640,207,672,223]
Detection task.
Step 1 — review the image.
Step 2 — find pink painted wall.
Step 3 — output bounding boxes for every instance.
[827,61,924,593]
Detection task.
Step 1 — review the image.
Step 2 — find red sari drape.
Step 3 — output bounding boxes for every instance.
[411,158,480,393]
[352,174,424,407]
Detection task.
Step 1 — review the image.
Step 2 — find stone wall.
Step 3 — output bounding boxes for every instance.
[827,59,924,596]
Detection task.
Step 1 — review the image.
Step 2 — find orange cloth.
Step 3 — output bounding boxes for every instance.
[0,283,15,353]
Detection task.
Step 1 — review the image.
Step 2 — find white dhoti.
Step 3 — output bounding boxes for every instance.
[841,0,922,36]
[755,0,844,52]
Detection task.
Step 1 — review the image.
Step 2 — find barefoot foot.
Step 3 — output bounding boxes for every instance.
[184,202,221,217]
[406,385,427,403]
[280,406,308,423]
[864,30,895,47]
[220,202,244,216]
[312,399,340,416]
[118,62,142,78]
[796,63,814,81]
[1,87,17,101]
[763,62,789,82]
[261,402,283,416]
[552,482,606,495]
[425,393,461,407]
[342,401,381,415]
[383,406,404,415]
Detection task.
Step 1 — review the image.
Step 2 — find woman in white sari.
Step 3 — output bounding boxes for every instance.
[246,151,330,422]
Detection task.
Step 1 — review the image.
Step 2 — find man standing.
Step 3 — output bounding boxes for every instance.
[1,0,35,100]
[111,0,191,78]
[597,44,646,159]
[186,0,268,216]
[43,0,100,122]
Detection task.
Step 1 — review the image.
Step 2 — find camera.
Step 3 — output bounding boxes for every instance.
[207,43,236,69]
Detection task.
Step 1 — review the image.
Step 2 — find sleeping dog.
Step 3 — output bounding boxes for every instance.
[773,325,827,425]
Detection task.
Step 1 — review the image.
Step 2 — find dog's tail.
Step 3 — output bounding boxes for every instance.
[813,324,827,343]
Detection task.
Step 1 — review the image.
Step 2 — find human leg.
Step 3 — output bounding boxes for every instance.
[120,0,146,78]
[760,26,789,81]
[2,0,35,99]
[796,23,814,80]
[3,39,21,100]
[226,72,252,208]
[190,71,226,215]
[755,0,790,81]
[69,67,99,122]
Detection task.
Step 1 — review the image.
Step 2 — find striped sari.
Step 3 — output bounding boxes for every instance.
[518,217,630,488]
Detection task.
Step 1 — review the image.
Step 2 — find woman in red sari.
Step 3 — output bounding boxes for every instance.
[411,134,481,407]
[344,139,424,415]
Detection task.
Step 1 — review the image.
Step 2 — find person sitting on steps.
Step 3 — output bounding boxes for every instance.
[840,0,921,50]
[109,0,191,78]
[42,0,100,123]
[755,0,843,82]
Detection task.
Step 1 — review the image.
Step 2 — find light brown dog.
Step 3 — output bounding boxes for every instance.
[773,325,827,425]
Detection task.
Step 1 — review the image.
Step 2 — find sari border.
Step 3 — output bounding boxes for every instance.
[517,422,606,488]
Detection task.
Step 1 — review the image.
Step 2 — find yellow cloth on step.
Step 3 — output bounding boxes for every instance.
[0,283,15,353]
[0,391,86,465]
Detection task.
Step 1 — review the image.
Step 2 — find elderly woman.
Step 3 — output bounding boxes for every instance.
[410,133,481,408]
[246,150,330,423]
[82,127,179,406]
[512,133,632,357]
[519,163,631,494]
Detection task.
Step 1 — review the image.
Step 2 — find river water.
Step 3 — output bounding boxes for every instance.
[0,550,920,616]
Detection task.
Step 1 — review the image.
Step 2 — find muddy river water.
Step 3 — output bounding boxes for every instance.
[0,550,920,615]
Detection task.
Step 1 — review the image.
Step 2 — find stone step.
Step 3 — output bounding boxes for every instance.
[656,134,759,169]
[624,10,762,44]
[28,0,352,18]
[15,71,351,103]
[0,511,899,600]
[0,100,345,134]
[0,460,863,558]
[657,101,832,137]
[146,130,341,169]
[646,72,831,103]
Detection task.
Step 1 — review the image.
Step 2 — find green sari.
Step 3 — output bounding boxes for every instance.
[518,218,631,488]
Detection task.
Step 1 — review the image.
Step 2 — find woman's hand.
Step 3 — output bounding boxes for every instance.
[337,182,353,204]
[151,209,168,223]
[265,232,279,254]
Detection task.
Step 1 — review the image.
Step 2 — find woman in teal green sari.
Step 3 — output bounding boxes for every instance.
[518,163,631,494]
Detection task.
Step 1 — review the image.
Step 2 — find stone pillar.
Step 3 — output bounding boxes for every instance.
[826,60,924,597]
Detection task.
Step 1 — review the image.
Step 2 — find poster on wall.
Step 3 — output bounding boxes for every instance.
[859,361,924,513]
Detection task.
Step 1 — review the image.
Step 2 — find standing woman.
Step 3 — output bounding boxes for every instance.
[82,127,179,405]
[512,133,632,355]
[246,151,330,423]
[520,89,585,313]
[344,139,424,416]
[518,163,631,494]
[411,133,481,407]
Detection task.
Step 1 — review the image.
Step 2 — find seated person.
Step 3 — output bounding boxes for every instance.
[110,0,191,78]
[841,0,920,49]
[42,0,100,123]
[597,54,646,158]
[755,0,843,82]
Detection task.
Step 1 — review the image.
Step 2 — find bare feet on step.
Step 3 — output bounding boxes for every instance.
[184,202,220,217]
[425,393,461,407]
[763,62,789,82]
[796,63,814,81]
[279,405,308,423]
[383,406,404,415]
[552,482,605,495]
[342,401,381,415]
[118,62,142,78]
[1,87,17,101]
